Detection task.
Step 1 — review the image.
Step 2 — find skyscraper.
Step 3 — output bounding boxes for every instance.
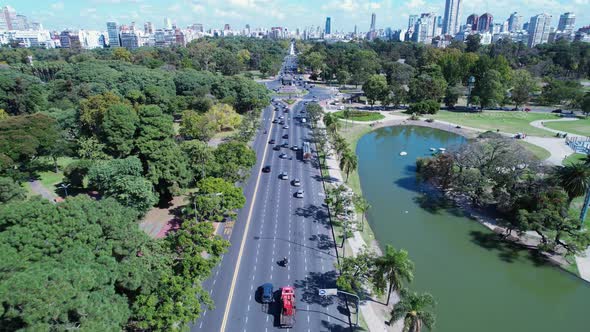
[442,0,461,35]
[370,13,376,31]
[528,13,552,47]
[508,12,522,32]
[144,22,154,34]
[557,12,575,33]
[478,13,493,32]
[164,17,172,29]
[466,14,478,31]
[325,17,331,35]
[408,15,419,31]
[106,22,120,47]
[0,6,17,30]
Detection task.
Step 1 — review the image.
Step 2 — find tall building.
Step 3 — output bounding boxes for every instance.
[508,12,522,32]
[325,17,331,35]
[528,13,552,47]
[442,0,461,35]
[106,22,120,47]
[120,30,140,49]
[0,6,16,30]
[408,15,419,31]
[478,13,493,32]
[557,12,575,33]
[59,30,81,49]
[14,14,28,30]
[144,22,154,34]
[466,13,479,31]
[413,13,437,44]
[370,13,376,31]
[164,17,172,29]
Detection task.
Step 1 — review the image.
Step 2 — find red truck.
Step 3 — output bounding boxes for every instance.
[280,286,296,328]
[302,142,312,162]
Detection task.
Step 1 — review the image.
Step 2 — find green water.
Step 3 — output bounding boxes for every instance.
[356,126,590,332]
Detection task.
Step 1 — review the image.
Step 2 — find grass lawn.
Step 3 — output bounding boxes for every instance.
[543,117,590,137]
[333,110,385,122]
[30,157,78,195]
[430,111,557,137]
[284,99,296,105]
[277,89,309,96]
[563,153,587,165]
[212,129,237,140]
[516,141,551,161]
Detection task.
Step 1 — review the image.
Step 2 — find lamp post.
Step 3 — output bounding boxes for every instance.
[59,183,71,197]
[581,188,590,224]
[467,76,476,108]
[193,192,223,223]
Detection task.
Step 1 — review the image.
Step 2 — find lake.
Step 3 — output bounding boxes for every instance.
[356,125,590,332]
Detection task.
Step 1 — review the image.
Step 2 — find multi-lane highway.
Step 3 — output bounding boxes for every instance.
[192,55,351,332]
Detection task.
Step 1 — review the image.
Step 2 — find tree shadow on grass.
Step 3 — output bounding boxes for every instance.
[469,230,550,267]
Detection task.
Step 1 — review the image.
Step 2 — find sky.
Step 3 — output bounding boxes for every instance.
[9,0,590,32]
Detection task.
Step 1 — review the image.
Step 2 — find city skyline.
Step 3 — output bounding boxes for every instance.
[9,0,590,33]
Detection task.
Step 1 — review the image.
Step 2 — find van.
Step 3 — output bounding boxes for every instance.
[262,283,274,303]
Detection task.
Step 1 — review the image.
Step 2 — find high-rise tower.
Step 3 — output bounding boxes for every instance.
[442,0,461,35]
[325,17,331,35]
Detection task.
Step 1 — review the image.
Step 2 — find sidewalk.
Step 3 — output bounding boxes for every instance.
[318,111,400,332]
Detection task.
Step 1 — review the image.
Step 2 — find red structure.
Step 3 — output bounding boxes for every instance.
[280,287,296,327]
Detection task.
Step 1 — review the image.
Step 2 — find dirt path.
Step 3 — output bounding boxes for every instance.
[28,180,58,202]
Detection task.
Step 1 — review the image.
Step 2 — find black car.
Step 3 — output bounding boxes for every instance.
[283,134,289,139]
[279,120,285,125]
[282,142,289,148]
[262,165,271,173]
[269,139,275,144]
[272,119,278,123]
[273,145,281,151]
[552,109,563,113]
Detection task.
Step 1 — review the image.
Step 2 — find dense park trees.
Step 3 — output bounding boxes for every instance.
[297,39,589,112]
[0,37,273,330]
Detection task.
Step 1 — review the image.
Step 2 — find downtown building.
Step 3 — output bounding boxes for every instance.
[528,13,552,47]
[442,0,461,35]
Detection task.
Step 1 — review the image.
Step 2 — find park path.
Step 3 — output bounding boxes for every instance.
[529,118,585,138]
[28,180,58,202]
[318,112,402,332]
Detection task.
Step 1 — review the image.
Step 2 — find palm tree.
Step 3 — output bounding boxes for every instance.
[553,163,590,205]
[333,135,348,158]
[584,154,590,166]
[340,150,358,182]
[389,289,435,332]
[375,245,414,306]
[327,120,341,135]
[354,196,371,232]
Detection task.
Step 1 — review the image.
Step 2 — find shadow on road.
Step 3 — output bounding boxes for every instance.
[294,271,339,307]
[293,204,331,229]
[254,236,336,257]
[309,234,334,250]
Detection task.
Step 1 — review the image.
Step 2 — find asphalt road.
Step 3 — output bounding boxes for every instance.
[192,55,351,332]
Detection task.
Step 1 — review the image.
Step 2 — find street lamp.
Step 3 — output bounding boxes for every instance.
[580,188,590,224]
[467,76,476,108]
[193,192,223,223]
[59,183,71,197]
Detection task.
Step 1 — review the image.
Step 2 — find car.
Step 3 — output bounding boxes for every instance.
[295,190,304,198]
[283,125,289,129]
[273,145,281,151]
[272,119,279,123]
[552,109,563,113]
[262,165,271,173]
[261,283,274,303]
[292,179,301,187]
[291,145,298,151]
[278,116,284,119]
[279,120,285,125]
[283,134,289,139]
[313,95,318,99]
[279,153,288,159]
[269,139,275,144]
[282,142,289,148]
[279,172,289,180]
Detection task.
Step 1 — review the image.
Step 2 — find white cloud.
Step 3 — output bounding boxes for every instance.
[405,0,425,9]
[51,2,64,10]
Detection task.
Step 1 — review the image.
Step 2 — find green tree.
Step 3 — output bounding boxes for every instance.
[336,247,376,294]
[113,47,132,62]
[409,74,447,102]
[407,100,440,115]
[76,136,109,160]
[78,92,127,134]
[182,140,214,181]
[349,49,380,86]
[305,102,323,126]
[209,141,256,183]
[540,79,582,106]
[0,176,26,203]
[336,70,350,86]
[553,163,590,205]
[0,70,47,116]
[363,74,389,108]
[443,84,463,109]
[373,246,414,306]
[353,195,370,232]
[510,69,538,110]
[339,149,358,182]
[465,34,481,53]
[188,177,246,222]
[472,69,505,109]
[581,93,590,117]
[101,103,138,157]
[389,289,436,332]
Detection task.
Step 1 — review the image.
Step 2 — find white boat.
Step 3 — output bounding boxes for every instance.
[429,148,436,151]
[399,151,408,156]
[438,148,446,152]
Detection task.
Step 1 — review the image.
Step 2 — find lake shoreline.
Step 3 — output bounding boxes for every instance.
[348,121,584,283]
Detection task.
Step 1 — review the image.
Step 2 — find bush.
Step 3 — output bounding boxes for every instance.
[425,118,435,123]
[407,100,440,115]
[409,113,420,120]
[63,159,94,187]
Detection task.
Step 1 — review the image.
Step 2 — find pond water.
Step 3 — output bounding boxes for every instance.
[356,125,590,332]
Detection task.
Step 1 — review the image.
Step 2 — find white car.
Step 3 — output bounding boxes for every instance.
[279,153,288,159]
[283,125,289,129]
[295,190,304,198]
[279,172,289,180]
[292,179,301,187]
